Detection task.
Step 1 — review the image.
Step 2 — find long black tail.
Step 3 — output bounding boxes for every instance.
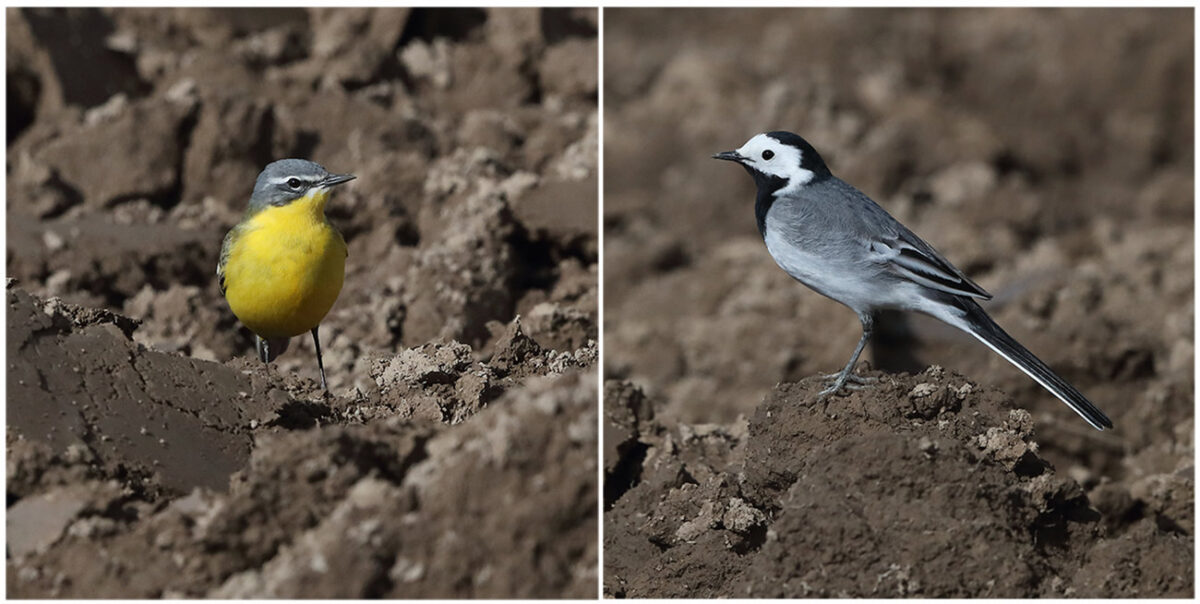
[953,300,1112,431]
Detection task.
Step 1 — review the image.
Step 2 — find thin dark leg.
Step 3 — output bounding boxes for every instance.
[819,312,875,396]
[256,335,289,363]
[311,326,328,391]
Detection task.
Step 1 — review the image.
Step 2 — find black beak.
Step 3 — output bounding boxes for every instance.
[321,173,356,187]
[712,150,745,163]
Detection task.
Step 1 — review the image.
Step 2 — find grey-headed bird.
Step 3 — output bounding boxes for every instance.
[217,159,355,390]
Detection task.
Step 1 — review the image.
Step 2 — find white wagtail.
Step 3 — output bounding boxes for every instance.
[714,131,1112,431]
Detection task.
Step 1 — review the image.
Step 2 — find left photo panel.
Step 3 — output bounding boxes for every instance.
[7,7,598,598]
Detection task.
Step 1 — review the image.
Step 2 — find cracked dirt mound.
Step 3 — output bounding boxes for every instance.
[7,7,597,598]
[603,7,1192,598]
[9,285,596,598]
[604,370,1192,598]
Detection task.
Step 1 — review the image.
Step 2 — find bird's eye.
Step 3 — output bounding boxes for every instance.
[287,178,302,188]
[762,150,775,160]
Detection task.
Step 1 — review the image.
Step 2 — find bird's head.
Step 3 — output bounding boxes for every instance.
[713,131,832,195]
[249,159,355,213]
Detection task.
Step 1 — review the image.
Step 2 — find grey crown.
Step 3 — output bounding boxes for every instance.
[249,159,332,210]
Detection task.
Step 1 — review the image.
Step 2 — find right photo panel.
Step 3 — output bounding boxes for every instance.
[603,7,1193,598]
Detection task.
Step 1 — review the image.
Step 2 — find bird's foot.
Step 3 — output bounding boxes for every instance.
[817,371,877,397]
[819,372,877,385]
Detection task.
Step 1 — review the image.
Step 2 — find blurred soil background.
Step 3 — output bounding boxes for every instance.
[7,7,597,598]
[603,7,1192,597]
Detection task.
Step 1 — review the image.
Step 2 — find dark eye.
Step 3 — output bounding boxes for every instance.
[287,178,302,188]
[762,150,775,160]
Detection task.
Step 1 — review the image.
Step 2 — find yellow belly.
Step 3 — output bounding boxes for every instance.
[222,202,346,339]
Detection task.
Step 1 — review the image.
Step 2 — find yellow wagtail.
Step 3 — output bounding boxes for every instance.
[217,159,355,390]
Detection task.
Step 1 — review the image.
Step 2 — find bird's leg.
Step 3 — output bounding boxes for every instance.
[311,326,328,391]
[818,313,875,397]
[256,335,289,363]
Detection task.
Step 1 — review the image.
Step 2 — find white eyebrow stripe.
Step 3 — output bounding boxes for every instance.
[268,175,319,185]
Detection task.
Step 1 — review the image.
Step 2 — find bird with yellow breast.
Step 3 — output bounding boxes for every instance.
[217,159,355,390]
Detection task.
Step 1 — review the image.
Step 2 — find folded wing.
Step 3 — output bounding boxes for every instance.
[868,230,992,300]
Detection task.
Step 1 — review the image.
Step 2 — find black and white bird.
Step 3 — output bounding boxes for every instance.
[714,131,1112,431]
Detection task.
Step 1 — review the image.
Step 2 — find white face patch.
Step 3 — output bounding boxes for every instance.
[736,133,815,195]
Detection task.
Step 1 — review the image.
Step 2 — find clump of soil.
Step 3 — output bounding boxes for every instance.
[603,7,1192,598]
[7,274,598,599]
[604,370,1192,598]
[7,7,597,598]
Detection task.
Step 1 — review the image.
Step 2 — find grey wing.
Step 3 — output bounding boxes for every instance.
[825,178,991,300]
[216,226,239,296]
[867,226,991,300]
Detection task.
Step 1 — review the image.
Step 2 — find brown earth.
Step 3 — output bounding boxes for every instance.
[603,7,1192,598]
[7,7,597,598]
[604,371,1191,598]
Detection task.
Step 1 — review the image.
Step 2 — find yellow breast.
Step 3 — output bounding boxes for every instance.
[221,190,347,339]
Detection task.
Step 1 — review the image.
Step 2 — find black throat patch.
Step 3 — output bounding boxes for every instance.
[743,164,787,237]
